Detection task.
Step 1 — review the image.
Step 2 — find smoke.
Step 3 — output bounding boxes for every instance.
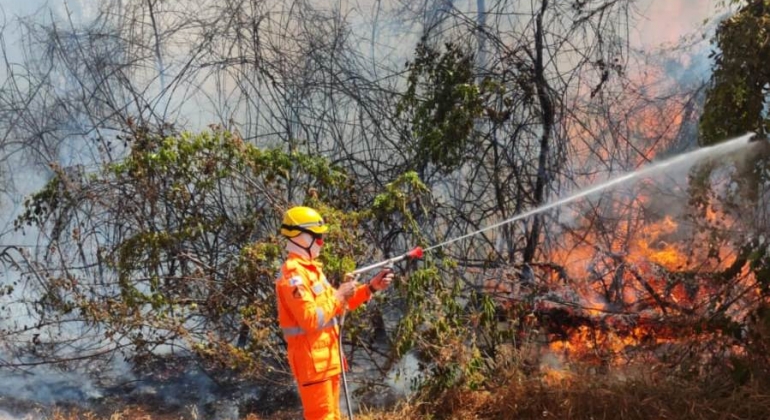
[0,369,103,405]
[0,365,104,420]
[632,0,716,49]
[385,351,422,396]
[0,409,30,420]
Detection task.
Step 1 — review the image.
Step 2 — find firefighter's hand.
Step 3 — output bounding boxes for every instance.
[369,268,394,292]
[335,280,358,303]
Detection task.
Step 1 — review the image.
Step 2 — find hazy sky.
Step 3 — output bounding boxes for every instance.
[631,0,717,48]
[0,0,725,193]
[0,0,722,49]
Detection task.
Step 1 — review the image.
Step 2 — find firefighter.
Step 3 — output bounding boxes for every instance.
[275,206,393,420]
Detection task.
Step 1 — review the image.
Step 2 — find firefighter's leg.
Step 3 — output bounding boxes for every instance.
[331,375,341,419]
[298,375,341,420]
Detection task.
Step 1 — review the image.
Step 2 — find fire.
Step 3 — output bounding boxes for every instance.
[472,52,761,377]
[540,366,574,385]
[538,172,755,369]
[548,325,676,358]
[630,215,684,269]
[531,58,754,369]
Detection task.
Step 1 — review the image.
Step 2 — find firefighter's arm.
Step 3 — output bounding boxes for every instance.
[347,268,394,311]
[347,284,373,311]
[277,275,342,332]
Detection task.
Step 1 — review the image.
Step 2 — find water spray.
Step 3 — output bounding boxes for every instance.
[338,132,756,419]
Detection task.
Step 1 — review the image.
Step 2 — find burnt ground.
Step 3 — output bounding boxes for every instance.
[0,356,303,420]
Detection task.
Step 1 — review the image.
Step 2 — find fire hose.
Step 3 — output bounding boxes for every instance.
[338,246,424,420]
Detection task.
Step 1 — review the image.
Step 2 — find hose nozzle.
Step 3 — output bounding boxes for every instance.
[350,246,424,276]
[405,246,423,259]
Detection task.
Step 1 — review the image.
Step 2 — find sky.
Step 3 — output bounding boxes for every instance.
[0,0,727,238]
[0,0,721,92]
[0,0,724,51]
[631,0,717,48]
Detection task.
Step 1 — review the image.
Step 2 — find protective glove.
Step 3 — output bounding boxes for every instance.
[368,268,394,292]
[334,280,358,304]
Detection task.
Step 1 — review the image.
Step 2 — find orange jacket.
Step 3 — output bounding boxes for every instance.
[275,252,372,384]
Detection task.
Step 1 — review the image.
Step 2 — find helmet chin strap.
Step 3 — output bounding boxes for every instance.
[289,238,313,259]
[288,233,319,259]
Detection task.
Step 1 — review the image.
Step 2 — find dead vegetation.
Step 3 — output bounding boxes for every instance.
[415,375,770,420]
[5,367,764,420]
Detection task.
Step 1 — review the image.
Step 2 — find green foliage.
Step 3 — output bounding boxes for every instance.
[747,237,770,292]
[700,0,770,145]
[14,127,358,374]
[14,126,501,395]
[13,126,521,398]
[238,241,282,284]
[312,203,368,281]
[16,175,65,229]
[397,41,484,174]
[371,171,431,235]
[390,259,489,395]
[695,1,770,304]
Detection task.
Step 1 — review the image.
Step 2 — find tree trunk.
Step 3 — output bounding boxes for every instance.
[524,0,554,264]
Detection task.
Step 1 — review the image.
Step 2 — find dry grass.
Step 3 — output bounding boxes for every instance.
[12,370,770,420]
[41,407,188,420]
[405,374,770,420]
[31,406,304,420]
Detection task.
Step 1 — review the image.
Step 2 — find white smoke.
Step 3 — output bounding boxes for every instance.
[0,369,102,405]
[0,409,29,420]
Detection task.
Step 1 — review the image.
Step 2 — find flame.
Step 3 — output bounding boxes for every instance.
[541,366,574,385]
[532,59,754,368]
[477,51,759,371]
[540,173,752,366]
[630,215,682,269]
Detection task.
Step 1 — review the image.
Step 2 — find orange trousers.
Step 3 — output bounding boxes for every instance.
[298,375,341,420]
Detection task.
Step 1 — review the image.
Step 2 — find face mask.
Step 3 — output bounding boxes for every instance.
[290,232,323,259]
[309,238,322,259]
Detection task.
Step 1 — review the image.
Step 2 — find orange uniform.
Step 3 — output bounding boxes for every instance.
[275,252,372,420]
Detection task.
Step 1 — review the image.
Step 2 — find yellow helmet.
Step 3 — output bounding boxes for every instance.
[280,206,328,238]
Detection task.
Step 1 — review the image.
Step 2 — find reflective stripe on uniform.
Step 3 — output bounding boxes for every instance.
[281,317,338,338]
[321,317,338,329]
[289,276,303,286]
[312,283,325,294]
[282,326,305,337]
